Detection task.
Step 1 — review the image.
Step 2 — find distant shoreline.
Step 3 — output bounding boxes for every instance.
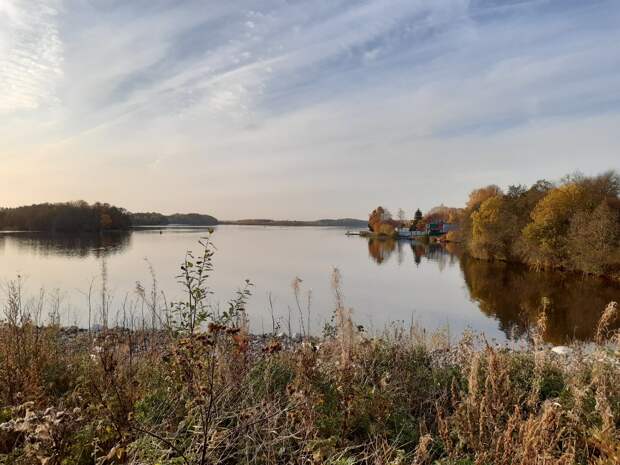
[1,203,368,230]
[1,219,368,232]
[218,218,367,227]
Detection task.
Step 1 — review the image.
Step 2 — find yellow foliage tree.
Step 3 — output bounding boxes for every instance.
[470,195,519,260]
[567,200,620,275]
[521,183,587,268]
[377,222,396,236]
[369,206,392,232]
[466,185,503,210]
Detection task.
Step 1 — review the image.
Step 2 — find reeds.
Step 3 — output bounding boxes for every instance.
[0,306,618,464]
[596,301,619,343]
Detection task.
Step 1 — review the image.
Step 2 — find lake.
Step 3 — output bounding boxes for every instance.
[1,225,618,344]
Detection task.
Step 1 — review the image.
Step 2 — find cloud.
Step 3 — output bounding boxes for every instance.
[0,0,619,218]
[0,0,63,111]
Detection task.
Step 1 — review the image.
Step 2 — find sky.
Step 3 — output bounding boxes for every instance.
[1,0,619,220]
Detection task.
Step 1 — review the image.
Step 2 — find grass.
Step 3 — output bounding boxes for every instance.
[0,239,619,465]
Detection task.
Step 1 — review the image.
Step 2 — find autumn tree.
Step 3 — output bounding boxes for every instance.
[376,222,396,236]
[368,206,384,232]
[457,186,501,247]
[460,172,619,276]
[469,195,519,260]
[519,183,588,268]
[520,173,619,270]
[567,200,620,275]
[466,185,503,210]
[368,206,394,233]
[424,205,461,227]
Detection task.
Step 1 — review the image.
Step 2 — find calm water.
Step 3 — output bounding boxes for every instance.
[1,225,618,344]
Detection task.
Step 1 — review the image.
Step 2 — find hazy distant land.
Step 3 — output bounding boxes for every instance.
[131,213,367,228]
[131,212,367,228]
[0,203,366,231]
[218,218,368,227]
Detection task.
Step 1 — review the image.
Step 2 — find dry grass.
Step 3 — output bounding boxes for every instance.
[596,301,620,343]
[0,311,617,465]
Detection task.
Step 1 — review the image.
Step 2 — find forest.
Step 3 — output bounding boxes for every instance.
[130,212,218,226]
[0,201,131,232]
[0,205,219,231]
[366,171,620,279]
[457,171,620,279]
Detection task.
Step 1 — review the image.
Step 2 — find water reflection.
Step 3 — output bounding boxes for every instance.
[368,238,458,270]
[367,237,396,264]
[0,231,131,258]
[459,255,620,344]
[365,237,620,344]
[0,228,617,344]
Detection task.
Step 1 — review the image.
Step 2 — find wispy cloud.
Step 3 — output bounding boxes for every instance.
[0,0,63,111]
[0,0,619,218]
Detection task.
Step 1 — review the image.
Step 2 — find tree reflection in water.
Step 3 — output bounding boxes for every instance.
[365,238,620,344]
[367,237,396,264]
[0,231,131,259]
[368,238,458,270]
[459,255,620,344]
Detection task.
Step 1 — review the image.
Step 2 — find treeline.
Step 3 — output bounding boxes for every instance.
[367,206,460,236]
[458,171,620,278]
[0,201,131,232]
[130,212,218,226]
[221,218,367,227]
[128,212,168,226]
[0,205,217,231]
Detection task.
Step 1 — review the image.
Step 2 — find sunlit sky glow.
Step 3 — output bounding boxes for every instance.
[1,0,619,219]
